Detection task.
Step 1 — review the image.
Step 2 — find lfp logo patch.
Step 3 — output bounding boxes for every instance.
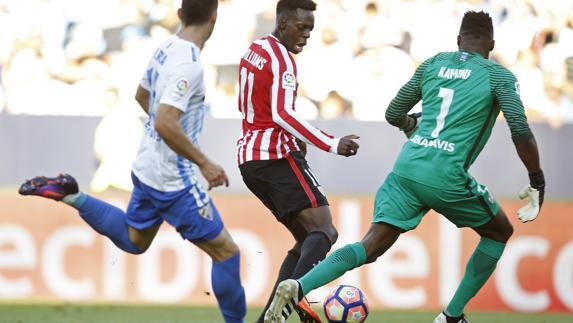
[282,71,296,90]
[175,78,190,96]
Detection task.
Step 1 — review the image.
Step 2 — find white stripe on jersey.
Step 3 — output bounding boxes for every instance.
[239,60,255,123]
[259,129,273,160]
[239,70,247,119]
[275,131,284,159]
[237,134,245,165]
[238,131,250,165]
[261,39,282,131]
[277,44,295,120]
[246,72,255,123]
[245,131,258,161]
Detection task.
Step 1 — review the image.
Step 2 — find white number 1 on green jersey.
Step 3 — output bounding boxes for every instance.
[432,87,454,138]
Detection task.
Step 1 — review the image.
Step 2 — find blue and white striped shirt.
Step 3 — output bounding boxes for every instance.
[132,36,207,192]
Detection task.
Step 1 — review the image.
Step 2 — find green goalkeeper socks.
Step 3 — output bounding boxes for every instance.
[298,242,367,296]
[446,237,506,317]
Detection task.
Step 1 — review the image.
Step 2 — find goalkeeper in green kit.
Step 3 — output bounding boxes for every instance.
[264,11,545,323]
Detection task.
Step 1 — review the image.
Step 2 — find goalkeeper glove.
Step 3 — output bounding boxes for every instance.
[517,170,545,223]
[402,112,422,138]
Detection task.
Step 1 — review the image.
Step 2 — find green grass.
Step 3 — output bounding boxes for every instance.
[0,304,571,323]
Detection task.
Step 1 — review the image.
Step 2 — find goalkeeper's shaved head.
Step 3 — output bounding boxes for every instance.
[457,11,495,58]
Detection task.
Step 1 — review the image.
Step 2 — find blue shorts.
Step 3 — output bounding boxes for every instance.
[126,173,224,242]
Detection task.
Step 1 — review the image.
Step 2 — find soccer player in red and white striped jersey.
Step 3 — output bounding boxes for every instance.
[236,1,360,322]
[236,31,339,163]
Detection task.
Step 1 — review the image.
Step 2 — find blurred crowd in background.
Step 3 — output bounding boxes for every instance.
[1,0,573,127]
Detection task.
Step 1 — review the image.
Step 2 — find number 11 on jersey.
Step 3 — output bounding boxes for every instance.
[240,67,255,123]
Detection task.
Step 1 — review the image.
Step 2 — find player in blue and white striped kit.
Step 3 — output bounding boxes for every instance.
[18,1,246,322]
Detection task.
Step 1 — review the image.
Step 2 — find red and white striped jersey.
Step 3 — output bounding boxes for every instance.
[236,35,339,165]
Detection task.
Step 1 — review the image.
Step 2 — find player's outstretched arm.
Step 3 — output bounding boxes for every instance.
[272,104,342,154]
[154,104,228,190]
[295,134,359,157]
[267,64,351,155]
[135,85,150,115]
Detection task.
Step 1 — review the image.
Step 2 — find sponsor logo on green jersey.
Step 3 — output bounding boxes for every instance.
[409,134,456,152]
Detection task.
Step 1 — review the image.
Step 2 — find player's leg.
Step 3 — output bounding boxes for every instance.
[19,173,155,254]
[239,170,303,323]
[287,205,338,279]
[254,242,301,323]
[276,152,339,280]
[265,173,426,323]
[274,170,423,322]
[264,222,402,323]
[442,208,512,321]
[256,209,339,322]
[299,221,401,294]
[279,207,335,323]
[127,225,161,251]
[240,157,317,322]
[430,178,510,322]
[472,207,514,242]
[164,189,246,323]
[194,226,246,323]
[279,153,339,322]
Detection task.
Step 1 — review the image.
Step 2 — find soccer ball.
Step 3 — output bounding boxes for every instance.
[323,285,369,323]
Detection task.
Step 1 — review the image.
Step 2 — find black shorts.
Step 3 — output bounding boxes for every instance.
[239,151,329,221]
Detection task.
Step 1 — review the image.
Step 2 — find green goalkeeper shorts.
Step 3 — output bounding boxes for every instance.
[372,172,500,231]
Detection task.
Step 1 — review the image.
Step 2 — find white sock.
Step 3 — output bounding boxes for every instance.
[62,192,82,205]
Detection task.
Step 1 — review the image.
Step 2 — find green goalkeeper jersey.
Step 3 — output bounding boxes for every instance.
[386,51,532,189]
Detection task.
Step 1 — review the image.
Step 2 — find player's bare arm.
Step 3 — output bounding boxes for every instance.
[154,104,228,190]
[515,137,543,191]
[134,85,150,114]
[514,136,545,222]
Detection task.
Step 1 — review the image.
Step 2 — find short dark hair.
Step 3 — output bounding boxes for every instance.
[180,0,217,26]
[459,11,493,38]
[276,0,317,16]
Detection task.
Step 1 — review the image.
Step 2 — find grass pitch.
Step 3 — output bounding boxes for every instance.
[0,303,571,323]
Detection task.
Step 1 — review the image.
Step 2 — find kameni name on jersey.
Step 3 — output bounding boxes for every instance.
[410,134,456,152]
